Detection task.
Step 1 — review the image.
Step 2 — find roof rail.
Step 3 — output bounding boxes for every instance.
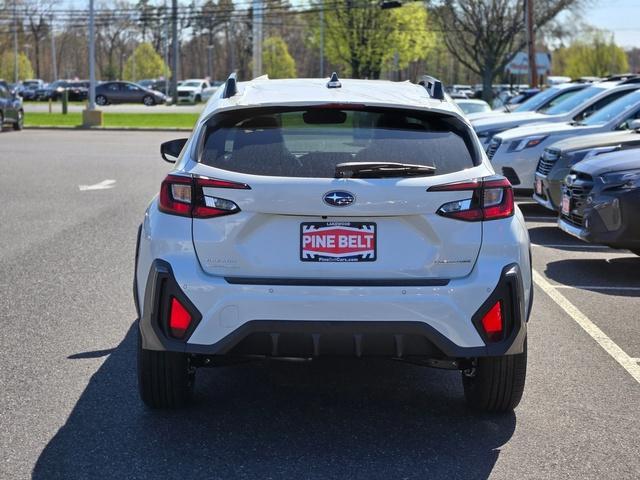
[618,76,640,85]
[604,73,637,82]
[419,75,445,100]
[222,72,238,99]
[327,72,342,89]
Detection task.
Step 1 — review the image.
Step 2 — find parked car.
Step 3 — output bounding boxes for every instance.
[558,148,640,255]
[176,78,211,103]
[95,81,166,106]
[0,83,24,131]
[474,79,640,146]
[201,81,223,102]
[533,121,640,211]
[20,79,45,100]
[488,87,640,191]
[494,88,541,112]
[455,98,491,115]
[134,74,532,412]
[467,83,589,122]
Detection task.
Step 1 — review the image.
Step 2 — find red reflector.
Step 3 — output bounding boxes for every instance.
[481,301,503,341]
[169,297,192,338]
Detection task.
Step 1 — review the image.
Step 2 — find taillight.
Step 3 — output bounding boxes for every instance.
[158,174,247,218]
[481,301,503,342]
[169,297,192,338]
[428,176,514,221]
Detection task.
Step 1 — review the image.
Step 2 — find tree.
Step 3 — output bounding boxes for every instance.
[318,2,434,79]
[431,0,582,101]
[552,31,629,78]
[262,36,296,78]
[123,43,171,81]
[0,52,35,81]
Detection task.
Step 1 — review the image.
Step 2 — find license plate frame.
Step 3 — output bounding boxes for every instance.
[561,194,570,215]
[535,177,543,195]
[300,222,377,262]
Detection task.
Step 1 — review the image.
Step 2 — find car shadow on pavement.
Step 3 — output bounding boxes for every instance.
[545,257,640,297]
[33,323,516,480]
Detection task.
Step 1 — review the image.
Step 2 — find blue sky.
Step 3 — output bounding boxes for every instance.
[586,0,640,48]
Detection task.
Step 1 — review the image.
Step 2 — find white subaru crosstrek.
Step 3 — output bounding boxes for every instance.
[135,74,532,412]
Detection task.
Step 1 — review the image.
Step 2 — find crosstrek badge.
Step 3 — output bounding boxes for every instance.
[300,222,377,262]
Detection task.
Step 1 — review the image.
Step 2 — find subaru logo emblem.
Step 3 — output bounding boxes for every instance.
[323,191,355,207]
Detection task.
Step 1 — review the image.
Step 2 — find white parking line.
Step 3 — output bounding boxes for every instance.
[533,269,640,384]
[532,243,611,249]
[78,179,116,191]
[554,285,640,291]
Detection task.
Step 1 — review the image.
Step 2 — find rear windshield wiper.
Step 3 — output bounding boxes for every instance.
[335,162,436,178]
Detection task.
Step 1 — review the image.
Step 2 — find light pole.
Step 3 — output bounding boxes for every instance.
[13,0,18,83]
[83,0,102,126]
[319,1,324,77]
[207,45,214,80]
[252,0,263,78]
[50,14,57,82]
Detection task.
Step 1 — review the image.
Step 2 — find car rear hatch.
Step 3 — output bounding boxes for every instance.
[186,105,492,282]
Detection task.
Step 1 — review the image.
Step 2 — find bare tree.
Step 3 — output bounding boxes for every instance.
[431,0,581,100]
[24,0,54,78]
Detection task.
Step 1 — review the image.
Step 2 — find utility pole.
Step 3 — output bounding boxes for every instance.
[171,0,178,105]
[13,0,18,83]
[252,0,263,78]
[83,0,101,126]
[89,0,95,109]
[525,0,538,88]
[319,1,324,77]
[50,15,57,82]
[207,45,214,80]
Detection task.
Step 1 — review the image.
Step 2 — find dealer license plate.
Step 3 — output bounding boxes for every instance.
[300,222,376,262]
[561,194,570,215]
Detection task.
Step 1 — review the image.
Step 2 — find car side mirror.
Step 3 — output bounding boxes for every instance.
[629,119,640,132]
[160,138,188,163]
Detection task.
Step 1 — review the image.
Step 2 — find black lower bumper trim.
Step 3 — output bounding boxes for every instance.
[224,277,450,287]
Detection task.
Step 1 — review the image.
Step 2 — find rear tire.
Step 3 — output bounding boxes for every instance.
[462,341,527,413]
[13,110,23,131]
[96,94,107,106]
[0,112,4,132]
[137,328,195,408]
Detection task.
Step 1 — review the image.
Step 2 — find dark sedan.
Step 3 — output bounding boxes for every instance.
[558,148,640,255]
[533,123,640,211]
[0,83,24,131]
[95,81,166,106]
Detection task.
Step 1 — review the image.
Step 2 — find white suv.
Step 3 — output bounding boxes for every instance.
[176,79,211,103]
[135,74,532,412]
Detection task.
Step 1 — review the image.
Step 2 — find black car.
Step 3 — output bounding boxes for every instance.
[558,148,640,255]
[95,81,166,106]
[533,124,640,211]
[0,83,24,131]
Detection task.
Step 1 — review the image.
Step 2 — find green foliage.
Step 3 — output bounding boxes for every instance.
[262,36,297,78]
[123,43,171,81]
[314,2,434,79]
[0,52,35,82]
[25,112,198,129]
[553,32,629,78]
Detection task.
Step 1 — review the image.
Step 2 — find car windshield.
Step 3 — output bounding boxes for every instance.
[183,81,201,87]
[23,81,39,88]
[457,101,491,114]
[580,90,640,126]
[200,107,479,178]
[513,86,582,113]
[545,86,607,115]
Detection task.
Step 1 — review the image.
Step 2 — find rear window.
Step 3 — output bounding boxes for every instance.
[199,107,479,178]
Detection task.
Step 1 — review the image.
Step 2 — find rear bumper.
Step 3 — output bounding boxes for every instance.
[138,259,528,359]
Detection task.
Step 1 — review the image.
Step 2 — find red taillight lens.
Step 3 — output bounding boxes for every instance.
[158,175,246,218]
[169,297,192,338]
[429,176,514,221]
[481,301,503,342]
[159,174,192,217]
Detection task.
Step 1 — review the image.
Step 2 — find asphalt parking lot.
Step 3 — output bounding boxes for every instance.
[1,130,639,480]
